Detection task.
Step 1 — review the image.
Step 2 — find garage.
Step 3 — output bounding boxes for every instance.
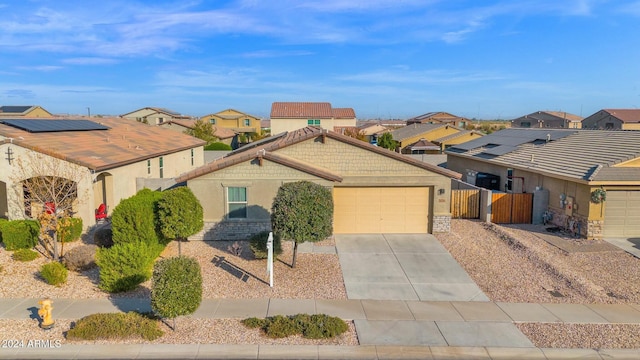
[603,191,640,238]
[333,187,431,234]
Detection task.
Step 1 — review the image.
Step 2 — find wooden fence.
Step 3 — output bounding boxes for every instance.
[451,189,481,219]
[491,193,533,224]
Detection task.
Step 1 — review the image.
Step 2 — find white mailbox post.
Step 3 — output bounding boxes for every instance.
[266,232,274,287]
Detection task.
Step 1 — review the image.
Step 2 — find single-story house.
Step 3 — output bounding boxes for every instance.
[391,123,483,154]
[582,109,640,130]
[0,117,205,227]
[176,126,461,241]
[0,105,53,118]
[270,102,357,135]
[511,111,583,129]
[446,128,640,239]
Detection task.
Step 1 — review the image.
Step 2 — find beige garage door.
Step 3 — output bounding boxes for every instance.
[333,187,430,234]
[603,191,640,238]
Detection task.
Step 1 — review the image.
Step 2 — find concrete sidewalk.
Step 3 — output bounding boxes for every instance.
[4,297,640,359]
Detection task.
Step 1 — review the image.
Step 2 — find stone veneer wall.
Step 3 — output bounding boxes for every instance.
[432,215,451,233]
[189,221,271,241]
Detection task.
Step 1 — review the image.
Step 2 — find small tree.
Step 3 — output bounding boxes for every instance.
[184,119,217,145]
[271,181,333,268]
[343,128,367,142]
[157,187,204,256]
[151,256,202,330]
[377,132,397,151]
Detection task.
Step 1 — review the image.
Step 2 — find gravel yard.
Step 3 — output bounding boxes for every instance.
[3,219,640,348]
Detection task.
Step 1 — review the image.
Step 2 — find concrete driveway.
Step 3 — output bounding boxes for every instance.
[335,234,489,301]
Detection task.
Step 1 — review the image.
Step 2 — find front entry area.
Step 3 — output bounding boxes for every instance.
[333,187,431,234]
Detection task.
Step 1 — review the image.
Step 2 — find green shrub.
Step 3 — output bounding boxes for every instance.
[12,248,39,262]
[249,231,283,259]
[2,220,40,250]
[0,218,9,244]
[151,256,202,320]
[242,314,348,339]
[157,187,203,255]
[63,245,97,271]
[40,262,68,286]
[66,312,163,341]
[58,217,83,243]
[204,142,232,151]
[97,242,160,293]
[93,227,114,248]
[111,189,166,247]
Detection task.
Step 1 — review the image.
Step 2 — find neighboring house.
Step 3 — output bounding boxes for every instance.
[446,128,640,239]
[270,102,356,135]
[0,118,205,227]
[121,107,192,125]
[0,105,53,118]
[357,122,390,145]
[176,126,461,241]
[159,119,237,145]
[406,112,470,128]
[391,123,483,154]
[200,109,261,134]
[511,111,583,129]
[582,109,640,130]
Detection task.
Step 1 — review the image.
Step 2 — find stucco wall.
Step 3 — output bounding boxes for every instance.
[271,118,356,135]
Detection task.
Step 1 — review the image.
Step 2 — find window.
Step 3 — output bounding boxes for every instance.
[605,122,614,129]
[521,121,531,128]
[244,119,251,126]
[307,119,321,125]
[209,119,216,125]
[147,160,151,175]
[506,168,513,191]
[190,149,194,166]
[227,187,247,218]
[158,117,165,124]
[159,157,164,178]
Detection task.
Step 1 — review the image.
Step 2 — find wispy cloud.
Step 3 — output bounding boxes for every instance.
[16,65,63,72]
[62,57,119,65]
[240,50,314,58]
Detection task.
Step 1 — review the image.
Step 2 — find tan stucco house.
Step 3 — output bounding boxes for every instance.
[176,126,461,241]
[200,109,261,134]
[121,107,192,125]
[270,102,357,135]
[511,111,583,129]
[0,105,53,118]
[0,118,205,228]
[406,112,471,128]
[158,119,237,145]
[446,128,640,239]
[391,123,483,154]
[582,109,640,130]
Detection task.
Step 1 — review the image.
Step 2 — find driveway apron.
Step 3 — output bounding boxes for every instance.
[335,234,489,301]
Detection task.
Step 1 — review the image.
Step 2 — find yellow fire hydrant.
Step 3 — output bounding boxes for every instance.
[38,298,55,329]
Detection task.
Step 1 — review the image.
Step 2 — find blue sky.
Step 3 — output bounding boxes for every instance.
[1,0,639,119]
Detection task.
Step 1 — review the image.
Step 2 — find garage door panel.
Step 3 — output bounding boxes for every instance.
[334,187,430,234]
[604,191,640,238]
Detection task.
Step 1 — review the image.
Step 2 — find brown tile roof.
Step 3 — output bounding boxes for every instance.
[332,108,356,119]
[0,117,205,171]
[176,126,461,182]
[270,102,333,118]
[544,111,583,122]
[409,139,440,151]
[602,109,640,123]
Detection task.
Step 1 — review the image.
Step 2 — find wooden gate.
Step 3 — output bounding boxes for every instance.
[491,193,533,224]
[451,189,480,219]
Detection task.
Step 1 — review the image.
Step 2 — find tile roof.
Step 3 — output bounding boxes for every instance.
[176,126,461,182]
[0,117,205,171]
[408,139,440,151]
[447,129,640,182]
[390,123,448,141]
[270,102,333,118]
[602,109,640,123]
[543,111,583,122]
[332,108,356,119]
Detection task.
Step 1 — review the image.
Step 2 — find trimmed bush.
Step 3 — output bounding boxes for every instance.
[111,189,166,247]
[157,187,203,255]
[151,256,202,321]
[2,220,40,250]
[0,218,8,244]
[93,227,114,248]
[63,244,97,271]
[40,262,68,286]
[242,313,348,339]
[97,242,161,293]
[12,248,39,262]
[249,231,283,259]
[58,217,83,243]
[66,312,163,341]
[204,142,232,151]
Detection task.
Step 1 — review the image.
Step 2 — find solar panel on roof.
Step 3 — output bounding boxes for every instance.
[0,119,110,133]
[482,145,518,156]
